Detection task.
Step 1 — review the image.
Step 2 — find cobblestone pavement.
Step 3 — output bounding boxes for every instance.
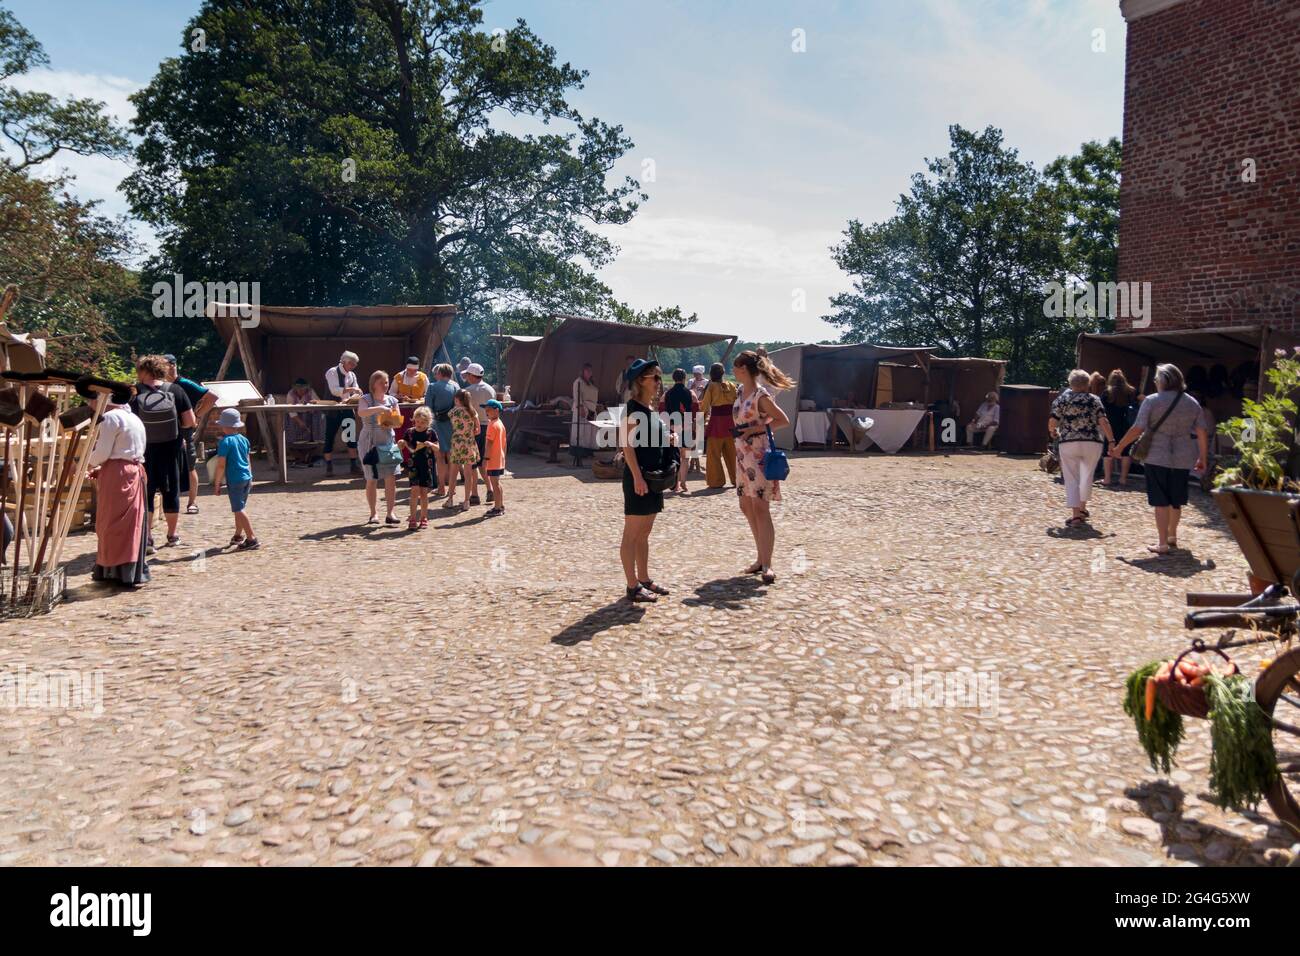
[1,450,1295,866]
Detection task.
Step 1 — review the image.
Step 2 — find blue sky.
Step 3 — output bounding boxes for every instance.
[5,0,1126,342]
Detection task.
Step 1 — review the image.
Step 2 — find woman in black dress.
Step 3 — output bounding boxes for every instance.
[620,359,670,603]
[1101,369,1136,486]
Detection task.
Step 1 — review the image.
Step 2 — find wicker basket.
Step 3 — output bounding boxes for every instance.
[1154,643,1238,719]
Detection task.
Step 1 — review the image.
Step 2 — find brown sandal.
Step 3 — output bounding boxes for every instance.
[626,585,657,603]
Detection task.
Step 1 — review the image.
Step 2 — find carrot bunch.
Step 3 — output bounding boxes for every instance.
[1124,660,1186,774]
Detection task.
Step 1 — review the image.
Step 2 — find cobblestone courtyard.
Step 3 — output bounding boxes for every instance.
[1,450,1295,866]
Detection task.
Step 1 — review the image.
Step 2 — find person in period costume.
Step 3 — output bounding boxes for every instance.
[699,363,737,489]
[732,349,795,585]
[324,350,362,477]
[88,388,150,586]
[571,362,601,448]
[284,377,324,467]
[388,355,430,440]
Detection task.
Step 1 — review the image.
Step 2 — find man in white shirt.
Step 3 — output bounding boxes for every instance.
[324,351,362,476]
[461,362,497,504]
[966,391,1001,449]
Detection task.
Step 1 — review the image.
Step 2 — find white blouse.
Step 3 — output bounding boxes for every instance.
[87,407,147,467]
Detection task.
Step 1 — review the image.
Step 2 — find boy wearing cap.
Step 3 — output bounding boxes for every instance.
[483,400,508,516]
[211,408,259,550]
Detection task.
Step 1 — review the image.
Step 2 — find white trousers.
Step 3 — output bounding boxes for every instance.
[1059,441,1103,509]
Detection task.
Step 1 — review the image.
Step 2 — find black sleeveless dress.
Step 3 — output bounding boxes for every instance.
[622,399,667,516]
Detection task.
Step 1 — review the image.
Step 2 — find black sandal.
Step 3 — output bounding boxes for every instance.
[639,580,669,595]
[761,570,776,585]
[625,585,657,603]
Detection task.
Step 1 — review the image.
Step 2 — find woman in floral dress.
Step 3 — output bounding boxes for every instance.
[732,348,795,585]
[446,389,481,511]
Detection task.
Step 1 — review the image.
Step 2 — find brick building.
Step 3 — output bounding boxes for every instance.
[1117,0,1300,335]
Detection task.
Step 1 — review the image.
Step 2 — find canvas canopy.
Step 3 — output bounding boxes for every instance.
[765,343,1006,449]
[208,303,457,397]
[499,315,738,406]
[1076,324,1296,397]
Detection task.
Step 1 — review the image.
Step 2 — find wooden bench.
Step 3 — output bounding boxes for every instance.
[519,428,563,463]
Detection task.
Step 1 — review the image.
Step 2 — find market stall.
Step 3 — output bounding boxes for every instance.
[1076,325,1294,427]
[207,303,457,480]
[766,343,1006,453]
[497,315,737,458]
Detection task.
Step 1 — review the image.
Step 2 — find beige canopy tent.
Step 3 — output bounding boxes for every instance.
[764,343,1006,450]
[500,315,738,409]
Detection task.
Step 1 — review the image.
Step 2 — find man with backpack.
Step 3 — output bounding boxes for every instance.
[131,354,196,551]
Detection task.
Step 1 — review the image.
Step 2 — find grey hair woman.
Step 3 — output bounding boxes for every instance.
[1048,369,1116,528]
[1112,363,1208,553]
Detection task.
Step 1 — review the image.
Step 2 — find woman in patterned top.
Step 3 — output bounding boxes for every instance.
[1049,369,1117,528]
[732,348,794,585]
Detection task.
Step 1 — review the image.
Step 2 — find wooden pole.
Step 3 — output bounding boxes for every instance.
[9,386,29,603]
[47,391,109,574]
[507,319,556,442]
[25,425,83,600]
[232,321,280,478]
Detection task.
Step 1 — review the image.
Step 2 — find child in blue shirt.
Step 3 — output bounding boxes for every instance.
[211,408,259,549]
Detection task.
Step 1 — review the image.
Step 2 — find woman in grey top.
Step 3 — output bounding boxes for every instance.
[356,369,403,525]
[1112,363,1209,554]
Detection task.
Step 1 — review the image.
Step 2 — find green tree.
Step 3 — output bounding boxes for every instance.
[0,5,135,374]
[124,0,691,371]
[825,125,1116,386]
[1044,137,1121,293]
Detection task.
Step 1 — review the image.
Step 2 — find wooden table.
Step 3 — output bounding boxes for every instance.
[237,403,425,483]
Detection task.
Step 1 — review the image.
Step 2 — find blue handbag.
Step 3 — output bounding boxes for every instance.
[761,426,789,481]
[372,441,404,468]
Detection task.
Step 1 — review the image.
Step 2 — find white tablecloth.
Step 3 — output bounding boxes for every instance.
[863,408,926,453]
[795,408,925,453]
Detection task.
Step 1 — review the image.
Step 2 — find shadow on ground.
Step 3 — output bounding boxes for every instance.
[550,600,646,646]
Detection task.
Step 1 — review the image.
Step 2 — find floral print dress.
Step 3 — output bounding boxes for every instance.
[449,405,480,465]
[734,383,781,501]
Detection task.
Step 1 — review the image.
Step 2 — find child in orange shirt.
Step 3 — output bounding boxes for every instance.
[483,399,507,517]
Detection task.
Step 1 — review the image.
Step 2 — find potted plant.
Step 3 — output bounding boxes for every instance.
[1212,349,1300,585]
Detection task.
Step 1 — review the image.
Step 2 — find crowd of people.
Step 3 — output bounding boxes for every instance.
[88,346,1229,599]
[1048,362,1213,555]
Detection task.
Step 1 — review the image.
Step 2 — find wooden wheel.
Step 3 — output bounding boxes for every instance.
[1253,646,1300,835]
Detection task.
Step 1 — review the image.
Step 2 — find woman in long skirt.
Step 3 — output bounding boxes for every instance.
[88,400,150,586]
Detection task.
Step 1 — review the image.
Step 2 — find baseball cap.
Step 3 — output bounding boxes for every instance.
[485,399,503,411]
[466,363,485,377]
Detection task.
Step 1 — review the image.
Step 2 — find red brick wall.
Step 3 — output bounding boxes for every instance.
[1118,0,1300,333]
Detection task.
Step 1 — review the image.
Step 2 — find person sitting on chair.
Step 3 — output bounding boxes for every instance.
[284,377,323,467]
[966,391,1000,449]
